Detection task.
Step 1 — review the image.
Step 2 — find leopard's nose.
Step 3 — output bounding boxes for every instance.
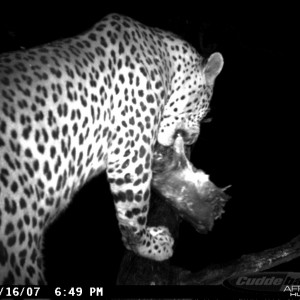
[174,129,198,145]
[174,129,188,140]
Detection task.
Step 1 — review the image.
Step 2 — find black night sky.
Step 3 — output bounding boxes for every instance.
[0,2,298,293]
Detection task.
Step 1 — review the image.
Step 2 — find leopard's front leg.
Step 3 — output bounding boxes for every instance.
[106,100,173,261]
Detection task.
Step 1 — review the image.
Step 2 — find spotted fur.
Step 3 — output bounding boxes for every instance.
[0,14,223,284]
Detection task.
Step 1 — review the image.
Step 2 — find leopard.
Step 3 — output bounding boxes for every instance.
[0,13,223,284]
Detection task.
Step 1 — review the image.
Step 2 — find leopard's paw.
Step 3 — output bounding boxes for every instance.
[136,226,174,261]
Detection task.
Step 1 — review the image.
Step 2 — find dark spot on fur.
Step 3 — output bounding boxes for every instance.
[0,241,8,265]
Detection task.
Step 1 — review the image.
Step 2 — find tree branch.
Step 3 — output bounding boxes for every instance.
[179,234,300,285]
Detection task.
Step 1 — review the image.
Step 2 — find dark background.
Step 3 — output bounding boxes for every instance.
[0,3,298,286]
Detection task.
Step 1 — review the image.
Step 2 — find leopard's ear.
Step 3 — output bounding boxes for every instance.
[203,52,224,86]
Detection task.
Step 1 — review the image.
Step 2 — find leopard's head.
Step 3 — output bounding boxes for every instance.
[157,52,224,146]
